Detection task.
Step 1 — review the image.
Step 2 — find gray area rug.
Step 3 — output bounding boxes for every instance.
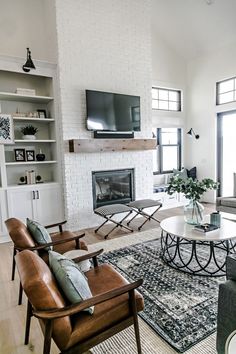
[99,238,224,353]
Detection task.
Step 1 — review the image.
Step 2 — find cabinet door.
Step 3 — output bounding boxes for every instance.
[35,184,64,225]
[7,188,36,223]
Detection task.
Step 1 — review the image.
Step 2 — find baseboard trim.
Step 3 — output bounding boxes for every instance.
[0,234,11,243]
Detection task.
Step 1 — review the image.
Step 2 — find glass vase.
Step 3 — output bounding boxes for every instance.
[184,199,204,225]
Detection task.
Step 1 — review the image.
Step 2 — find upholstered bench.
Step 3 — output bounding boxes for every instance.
[94,204,133,239]
[127,199,162,230]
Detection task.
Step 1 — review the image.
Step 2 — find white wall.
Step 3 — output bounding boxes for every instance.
[152,30,186,87]
[0,0,57,62]
[151,30,187,129]
[186,42,236,201]
[55,0,153,230]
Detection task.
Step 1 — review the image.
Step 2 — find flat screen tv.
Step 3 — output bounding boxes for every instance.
[86,90,141,132]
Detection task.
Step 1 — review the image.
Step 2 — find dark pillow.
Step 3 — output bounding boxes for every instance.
[187,167,197,180]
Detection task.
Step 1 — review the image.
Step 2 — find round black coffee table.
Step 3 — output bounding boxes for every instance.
[160,215,236,277]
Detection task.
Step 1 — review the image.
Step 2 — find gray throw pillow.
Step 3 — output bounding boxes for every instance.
[27,218,52,251]
[49,251,94,314]
[173,168,188,181]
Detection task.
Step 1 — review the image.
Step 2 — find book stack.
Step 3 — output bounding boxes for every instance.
[194,223,219,233]
[26,170,36,184]
[16,88,36,96]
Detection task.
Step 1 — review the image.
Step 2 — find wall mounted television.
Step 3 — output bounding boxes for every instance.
[86,90,141,132]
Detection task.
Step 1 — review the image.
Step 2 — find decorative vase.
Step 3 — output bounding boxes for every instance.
[184,199,204,225]
[22,134,36,140]
[36,149,45,161]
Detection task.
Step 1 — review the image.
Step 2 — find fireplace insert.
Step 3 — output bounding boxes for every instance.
[92,169,135,209]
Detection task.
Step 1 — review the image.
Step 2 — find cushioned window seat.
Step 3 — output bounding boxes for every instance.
[153,184,169,193]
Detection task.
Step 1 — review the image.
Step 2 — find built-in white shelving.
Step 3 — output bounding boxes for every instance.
[13,117,55,122]
[14,139,56,143]
[5,161,57,166]
[0,91,53,102]
[0,57,64,242]
[0,67,60,188]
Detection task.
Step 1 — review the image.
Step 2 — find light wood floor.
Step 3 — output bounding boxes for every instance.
[0,204,215,354]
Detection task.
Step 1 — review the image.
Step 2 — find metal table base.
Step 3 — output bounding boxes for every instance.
[161,231,236,277]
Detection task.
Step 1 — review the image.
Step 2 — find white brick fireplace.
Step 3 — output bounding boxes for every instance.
[55,0,153,230]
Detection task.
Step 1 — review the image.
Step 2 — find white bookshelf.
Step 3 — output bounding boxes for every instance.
[13,117,55,122]
[0,91,53,102]
[5,161,57,166]
[0,67,60,188]
[0,56,64,241]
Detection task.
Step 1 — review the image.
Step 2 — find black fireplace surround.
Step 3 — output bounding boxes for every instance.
[92,169,135,209]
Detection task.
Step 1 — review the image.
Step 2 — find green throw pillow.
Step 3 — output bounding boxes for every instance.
[49,251,94,315]
[173,168,188,181]
[27,218,52,251]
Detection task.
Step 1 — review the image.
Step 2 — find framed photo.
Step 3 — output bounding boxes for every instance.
[37,109,47,118]
[0,114,14,144]
[26,150,35,161]
[14,148,25,162]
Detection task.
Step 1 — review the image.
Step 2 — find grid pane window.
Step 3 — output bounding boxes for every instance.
[153,128,182,174]
[159,89,168,100]
[161,128,178,144]
[159,100,169,110]
[218,92,234,105]
[169,101,178,111]
[162,146,178,171]
[152,87,181,111]
[217,77,236,105]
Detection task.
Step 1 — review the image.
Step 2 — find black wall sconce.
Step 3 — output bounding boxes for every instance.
[187,128,200,139]
[22,48,36,72]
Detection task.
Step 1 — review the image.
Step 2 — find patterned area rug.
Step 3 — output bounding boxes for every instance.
[100,238,224,353]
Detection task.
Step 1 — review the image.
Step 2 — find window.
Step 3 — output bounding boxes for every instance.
[216,77,236,105]
[152,87,181,111]
[153,128,182,174]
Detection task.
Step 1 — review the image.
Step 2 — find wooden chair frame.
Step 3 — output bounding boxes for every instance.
[22,250,143,354]
[10,220,85,305]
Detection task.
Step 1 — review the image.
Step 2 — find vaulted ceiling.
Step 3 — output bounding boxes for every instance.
[151,0,236,60]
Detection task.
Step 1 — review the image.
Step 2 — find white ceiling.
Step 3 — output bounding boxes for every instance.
[151,0,236,61]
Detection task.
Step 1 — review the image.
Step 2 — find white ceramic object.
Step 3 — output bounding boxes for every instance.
[22,134,36,140]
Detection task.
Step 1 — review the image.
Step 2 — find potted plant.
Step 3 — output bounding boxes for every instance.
[21,125,38,140]
[167,176,219,225]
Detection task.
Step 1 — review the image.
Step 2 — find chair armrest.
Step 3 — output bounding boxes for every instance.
[16,233,85,251]
[44,220,67,232]
[33,278,143,320]
[72,249,103,267]
[226,254,236,281]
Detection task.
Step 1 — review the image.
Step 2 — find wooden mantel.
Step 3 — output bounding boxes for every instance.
[69,138,156,153]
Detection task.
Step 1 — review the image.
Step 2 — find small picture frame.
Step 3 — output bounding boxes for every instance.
[26,150,35,161]
[14,148,25,162]
[37,109,47,118]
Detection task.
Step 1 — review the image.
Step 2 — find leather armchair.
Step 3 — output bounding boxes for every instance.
[15,249,144,354]
[5,217,87,304]
[217,254,236,353]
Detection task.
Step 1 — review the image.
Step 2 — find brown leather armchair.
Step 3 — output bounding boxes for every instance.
[15,249,144,354]
[5,218,87,304]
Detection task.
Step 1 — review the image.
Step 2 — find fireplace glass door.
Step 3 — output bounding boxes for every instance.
[92,169,135,209]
